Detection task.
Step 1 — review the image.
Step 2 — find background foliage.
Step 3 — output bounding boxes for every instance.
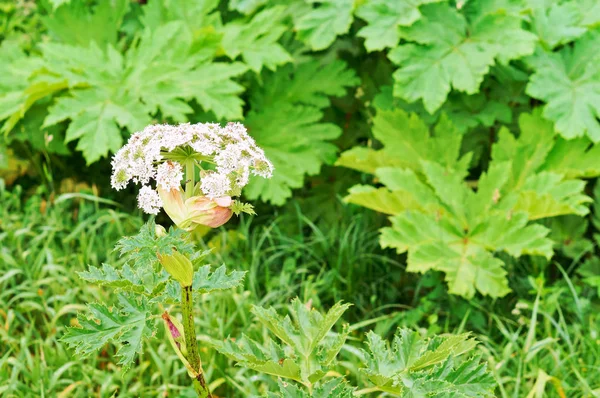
[1,0,600,397]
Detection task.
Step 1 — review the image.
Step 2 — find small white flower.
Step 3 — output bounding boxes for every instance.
[111,121,274,214]
[156,161,183,191]
[200,172,231,198]
[137,185,162,214]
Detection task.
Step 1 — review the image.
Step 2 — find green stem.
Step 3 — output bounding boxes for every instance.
[185,160,195,199]
[181,285,212,398]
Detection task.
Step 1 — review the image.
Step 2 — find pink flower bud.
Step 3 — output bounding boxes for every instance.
[158,187,233,231]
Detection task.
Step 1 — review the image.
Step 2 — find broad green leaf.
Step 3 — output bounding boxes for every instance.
[390,3,536,113]
[339,108,597,297]
[335,147,402,175]
[356,0,442,51]
[42,0,128,47]
[295,0,355,51]
[244,104,341,205]
[62,294,154,371]
[342,185,416,215]
[338,109,471,176]
[229,0,268,14]
[512,173,592,219]
[529,1,587,48]
[526,31,600,141]
[44,86,149,163]
[243,60,357,204]
[221,7,292,72]
[9,21,247,164]
[250,61,359,110]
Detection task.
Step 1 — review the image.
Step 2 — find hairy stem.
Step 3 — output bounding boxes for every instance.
[185,160,195,199]
[181,285,212,398]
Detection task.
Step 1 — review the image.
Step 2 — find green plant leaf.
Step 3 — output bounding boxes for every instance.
[9,21,247,164]
[340,107,598,298]
[192,265,246,294]
[267,378,354,398]
[243,104,341,205]
[526,31,600,141]
[356,0,442,51]
[217,299,350,386]
[361,328,494,397]
[390,2,536,113]
[295,0,355,50]
[213,335,303,382]
[62,294,154,371]
[42,0,129,47]
[243,60,358,204]
[115,220,194,270]
[250,60,360,110]
[78,263,167,297]
[220,6,292,72]
[529,1,587,48]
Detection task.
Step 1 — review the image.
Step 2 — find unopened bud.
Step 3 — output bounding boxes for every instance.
[155,224,167,237]
[157,251,194,287]
[158,186,233,231]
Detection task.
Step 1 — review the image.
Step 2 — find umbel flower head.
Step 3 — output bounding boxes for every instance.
[111,122,273,230]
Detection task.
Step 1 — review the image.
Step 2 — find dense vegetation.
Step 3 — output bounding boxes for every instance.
[1,0,599,396]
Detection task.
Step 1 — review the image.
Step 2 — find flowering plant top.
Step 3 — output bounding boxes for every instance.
[111,121,273,228]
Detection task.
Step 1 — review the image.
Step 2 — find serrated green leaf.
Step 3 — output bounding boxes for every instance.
[390,3,536,113]
[336,147,403,175]
[530,1,587,48]
[295,0,354,51]
[244,105,341,205]
[526,31,600,141]
[193,265,246,294]
[115,220,194,270]
[361,328,495,397]
[243,60,357,205]
[213,334,303,382]
[340,106,597,297]
[42,0,128,47]
[250,61,359,111]
[342,185,416,215]
[62,294,154,371]
[267,377,354,398]
[8,20,247,163]
[228,0,268,14]
[221,7,292,72]
[356,0,442,51]
[78,264,146,294]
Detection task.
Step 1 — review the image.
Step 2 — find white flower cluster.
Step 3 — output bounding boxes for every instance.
[111,122,273,214]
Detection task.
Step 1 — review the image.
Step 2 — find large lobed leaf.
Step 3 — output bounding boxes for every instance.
[3,16,248,164]
[339,107,599,298]
[389,2,536,113]
[244,60,359,205]
[526,30,600,141]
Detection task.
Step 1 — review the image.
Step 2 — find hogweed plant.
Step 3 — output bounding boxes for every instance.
[63,121,273,397]
[63,121,496,397]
